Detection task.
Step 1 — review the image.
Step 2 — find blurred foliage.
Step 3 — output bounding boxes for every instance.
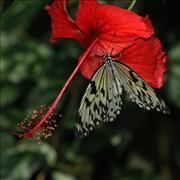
[1,0,180,180]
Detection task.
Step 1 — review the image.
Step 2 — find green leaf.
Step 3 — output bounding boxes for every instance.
[2,0,45,33]
[0,132,14,153]
[110,130,132,148]
[1,84,20,107]
[169,43,180,62]
[167,43,180,107]
[52,171,76,180]
[1,143,57,179]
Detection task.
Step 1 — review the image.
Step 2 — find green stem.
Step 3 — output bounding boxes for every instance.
[128,0,137,11]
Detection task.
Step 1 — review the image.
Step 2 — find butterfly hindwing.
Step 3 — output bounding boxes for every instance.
[76,63,123,138]
[113,61,169,114]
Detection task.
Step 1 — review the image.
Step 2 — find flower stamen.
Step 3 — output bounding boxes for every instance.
[13,105,59,144]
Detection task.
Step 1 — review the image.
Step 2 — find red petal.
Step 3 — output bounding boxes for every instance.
[79,54,103,79]
[120,38,167,88]
[76,1,154,55]
[45,0,84,43]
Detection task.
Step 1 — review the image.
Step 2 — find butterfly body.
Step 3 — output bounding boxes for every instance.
[75,54,169,137]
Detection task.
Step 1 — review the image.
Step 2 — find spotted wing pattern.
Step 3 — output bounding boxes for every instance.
[113,61,169,114]
[75,63,123,138]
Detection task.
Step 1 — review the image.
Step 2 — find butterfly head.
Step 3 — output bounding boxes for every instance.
[103,53,112,63]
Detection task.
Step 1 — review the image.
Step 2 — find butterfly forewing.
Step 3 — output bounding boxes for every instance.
[76,62,123,138]
[113,61,169,114]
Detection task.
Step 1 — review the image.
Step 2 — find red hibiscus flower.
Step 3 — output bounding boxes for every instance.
[14,0,167,143]
[45,0,166,87]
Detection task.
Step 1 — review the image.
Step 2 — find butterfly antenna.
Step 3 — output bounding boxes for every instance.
[102,32,117,56]
[110,32,117,56]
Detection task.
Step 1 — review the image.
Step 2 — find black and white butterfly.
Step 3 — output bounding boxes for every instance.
[75,53,169,137]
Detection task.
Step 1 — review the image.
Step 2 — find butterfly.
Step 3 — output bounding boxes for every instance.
[75,53,169,138]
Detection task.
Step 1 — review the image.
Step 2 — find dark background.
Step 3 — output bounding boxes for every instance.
[1,0,180,180]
